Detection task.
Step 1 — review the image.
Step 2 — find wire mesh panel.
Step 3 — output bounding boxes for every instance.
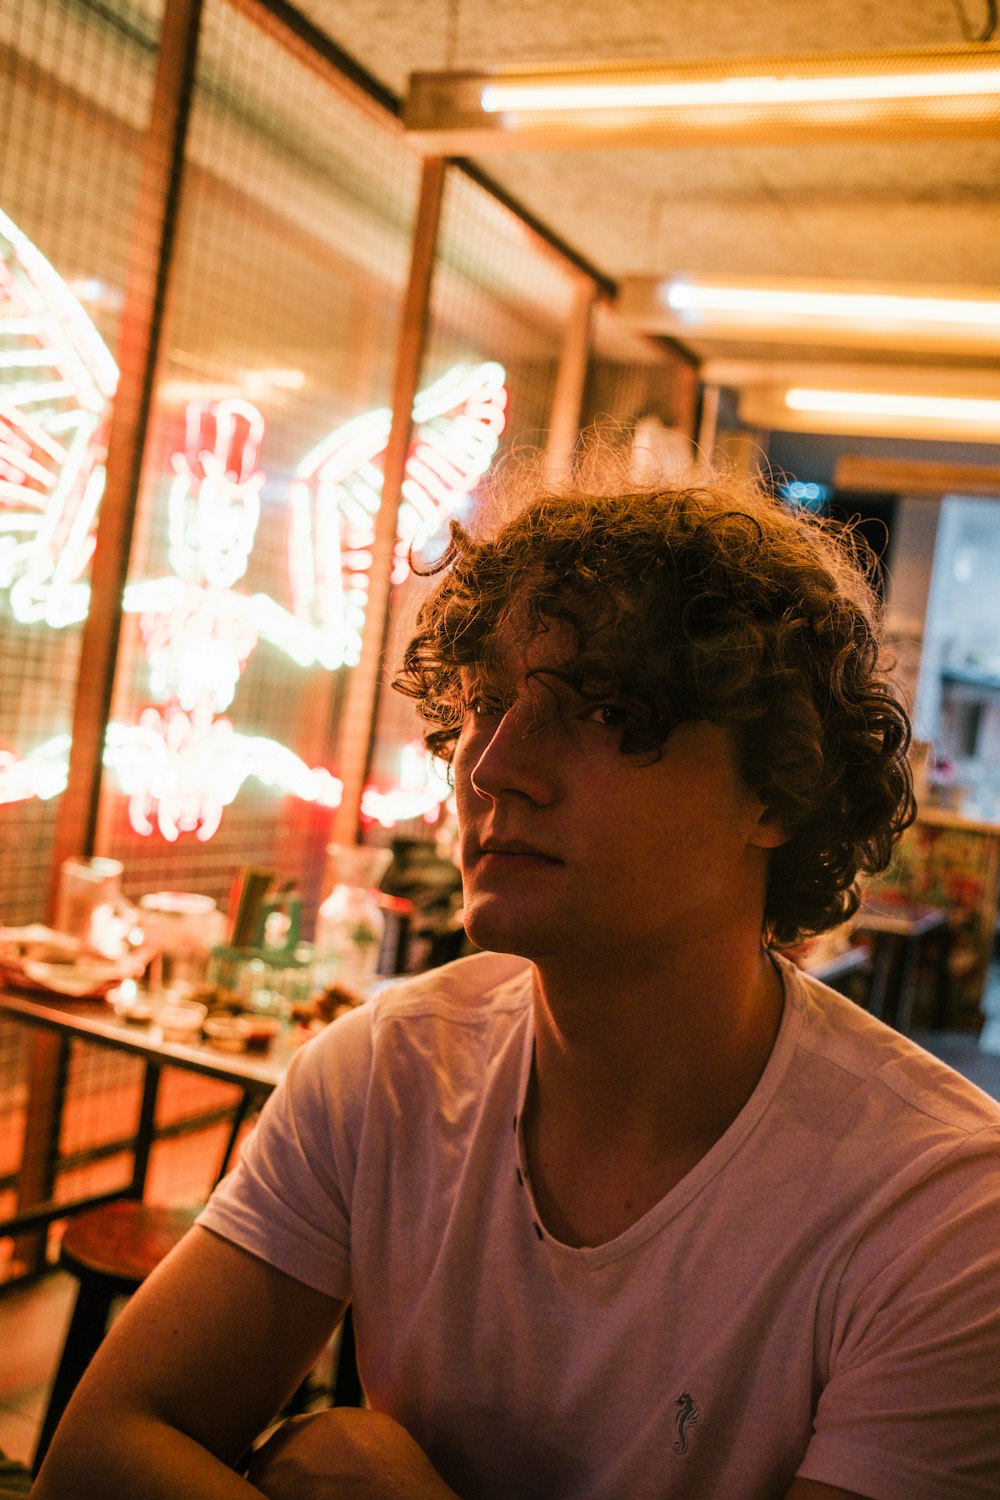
[51,1045,241,1213]
[146,1065,245,1203]
[365,167,579,851]
[1,0,421,1286]
[426,169,576,461]
[0,0,164,924]
[582,300,699,466]
[0,0,167,1288]
[95,0,421,930]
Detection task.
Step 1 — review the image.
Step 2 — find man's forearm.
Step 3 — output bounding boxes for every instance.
[32,1415,265,1500]
[246,1410,462,1500]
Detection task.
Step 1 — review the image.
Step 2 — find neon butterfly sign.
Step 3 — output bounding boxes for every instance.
[0,209,505,838]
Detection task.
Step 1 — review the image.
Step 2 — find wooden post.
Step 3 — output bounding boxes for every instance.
[12,1033,69,1277]
[696,382,721,464]
[19,0,203,1279]
[48,0,204,903]
[545,274,597,484]
[331,155,448,846]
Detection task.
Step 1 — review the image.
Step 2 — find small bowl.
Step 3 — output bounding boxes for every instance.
[107,981,154,1024]
[240,1014,281,1053]
[111,992,155,1024]
[202,1015,252,1053]
[159,1000,208,1043]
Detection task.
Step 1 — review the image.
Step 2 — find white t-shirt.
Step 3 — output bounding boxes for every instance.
[200,951,1000,1500]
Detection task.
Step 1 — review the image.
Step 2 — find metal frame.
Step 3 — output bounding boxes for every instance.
[331,155,447,845]
[48,0,206,898]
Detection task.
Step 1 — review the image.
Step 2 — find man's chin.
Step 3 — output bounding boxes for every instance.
[464,923,528,959]
[464,904,530,959]
[463,906,557,964]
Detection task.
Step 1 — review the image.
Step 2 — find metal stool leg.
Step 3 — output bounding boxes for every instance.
[894,936,923,1034]
[33,1274,123,1474]
[866,933,896,1020]
[932,927,952,1029]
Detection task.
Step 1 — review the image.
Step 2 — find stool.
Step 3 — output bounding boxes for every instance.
[33,1202,364,1476]
[32,1201,201,1475]
[855,899,951,1033]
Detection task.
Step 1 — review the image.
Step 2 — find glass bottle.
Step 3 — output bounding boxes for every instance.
[314,845,390,996]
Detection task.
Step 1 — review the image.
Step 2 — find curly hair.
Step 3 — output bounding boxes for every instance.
[394,470,914,948]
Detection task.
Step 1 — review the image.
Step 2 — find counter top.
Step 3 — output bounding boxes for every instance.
[0,987,300,1091]
[916,806,1000,837]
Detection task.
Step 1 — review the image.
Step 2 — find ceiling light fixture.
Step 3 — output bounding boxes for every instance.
[404,44,1000,152]
[618,274,1000,354]
[734,373,1000,441]
[784,388,1000,423]
[481,67,1000,115]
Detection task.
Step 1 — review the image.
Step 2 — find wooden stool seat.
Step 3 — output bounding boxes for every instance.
[33,1201,201,1476]
[60,1200,201,1285]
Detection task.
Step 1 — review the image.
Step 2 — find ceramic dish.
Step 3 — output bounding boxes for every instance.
[202,1015,252,1053]
[159,1000,208,1043]
[240,1015,281,1052]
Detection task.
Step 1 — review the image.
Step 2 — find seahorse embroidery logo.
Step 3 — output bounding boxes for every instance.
[672,1391,701,1455]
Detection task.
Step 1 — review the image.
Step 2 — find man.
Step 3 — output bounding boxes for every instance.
[35,478,1000,1499]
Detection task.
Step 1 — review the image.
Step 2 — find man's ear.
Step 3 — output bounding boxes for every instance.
[749,802,791,850]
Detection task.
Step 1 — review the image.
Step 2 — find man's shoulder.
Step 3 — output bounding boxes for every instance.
[787,960,1000,1142]
[371,949,533,1026]
[360,952,533,1111]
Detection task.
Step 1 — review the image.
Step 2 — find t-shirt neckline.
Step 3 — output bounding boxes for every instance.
[512,956,806,1268]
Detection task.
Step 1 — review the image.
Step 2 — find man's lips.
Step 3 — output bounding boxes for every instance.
[477,839,563,863]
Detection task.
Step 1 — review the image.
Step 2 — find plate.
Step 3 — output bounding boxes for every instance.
[0,925,144,999]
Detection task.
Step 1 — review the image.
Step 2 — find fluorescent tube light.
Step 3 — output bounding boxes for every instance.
[785,389,1000,423]
[618,275,1000,353]
[737,373,1000,440]
[480,67,1000,115]
[663,283,1000,330]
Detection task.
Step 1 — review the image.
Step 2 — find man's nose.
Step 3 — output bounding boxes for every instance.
[469,703,556,806]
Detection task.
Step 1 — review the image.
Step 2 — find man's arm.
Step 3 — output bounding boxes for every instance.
[33,1224,345,1498]
[246,1410,461,1499]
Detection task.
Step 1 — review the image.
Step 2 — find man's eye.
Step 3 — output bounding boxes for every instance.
[579,702,630,729]
[466,696,506,720]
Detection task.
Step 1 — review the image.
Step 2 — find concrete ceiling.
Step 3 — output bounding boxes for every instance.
[296,0,1000,429]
